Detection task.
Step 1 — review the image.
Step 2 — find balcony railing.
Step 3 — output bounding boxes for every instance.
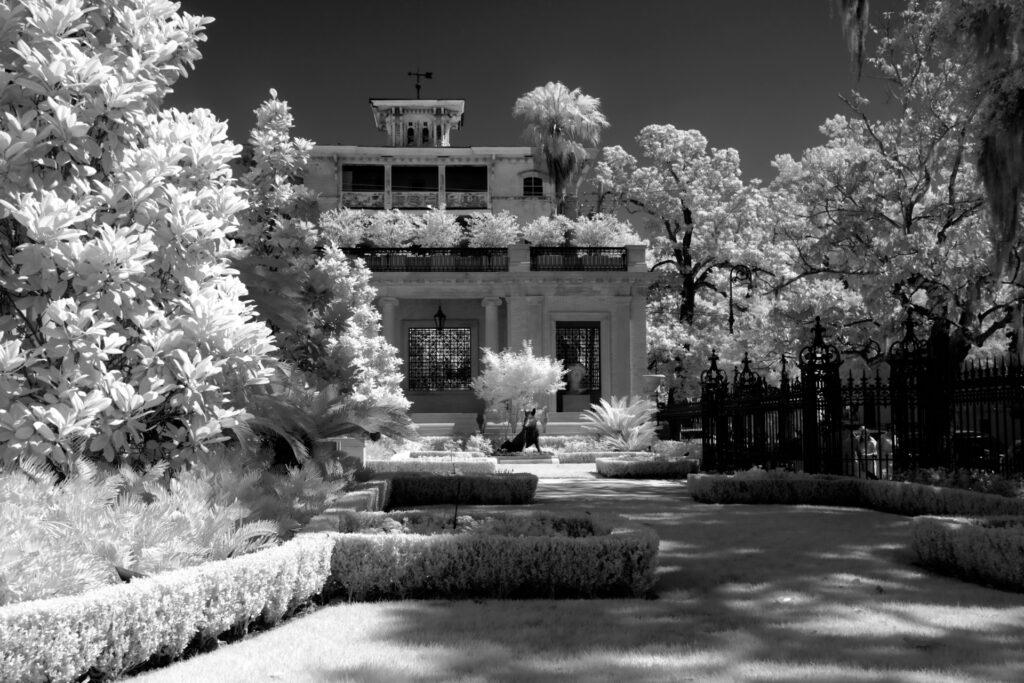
[529,247,628,271]
[391,191,438,209]
[342,191,385,209]
[345,247,509,272]
[444,191,488,209]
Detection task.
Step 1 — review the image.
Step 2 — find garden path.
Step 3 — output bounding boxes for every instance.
[132,467,1024,682]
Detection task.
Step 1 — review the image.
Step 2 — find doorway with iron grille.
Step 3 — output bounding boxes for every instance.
[556,322,601,411]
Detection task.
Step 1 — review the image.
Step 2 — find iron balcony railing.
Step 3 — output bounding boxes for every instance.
[529,247,628,271]
[345,247,509,272]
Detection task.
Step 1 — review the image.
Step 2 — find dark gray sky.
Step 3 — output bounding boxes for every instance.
[168,0,903,183]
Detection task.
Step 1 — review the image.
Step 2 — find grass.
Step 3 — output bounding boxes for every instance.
[129,471,1024,682]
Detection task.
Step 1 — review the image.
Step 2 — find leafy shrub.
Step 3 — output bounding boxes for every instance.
[472,342,565,441]
[0,2,279,470]
[894,467,1022,499]
[570,214,643,247]
[465,433,496,456]
[319,208,371,247]
[652,440,698,458]
[465,210,522,247]
[0,459,280,607]
[912,516,1024,591]
[543,435,603,453]
[0,534,336,683]
[407,451,487,459]
[328,510,659,600]
[581,396,658,451]
[522,215,572,245]
[362,209,416,246]
[412,207,463,247]
[596,455,700,479]
[379,473,539,508]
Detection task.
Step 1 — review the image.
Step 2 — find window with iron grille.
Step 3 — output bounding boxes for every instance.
[407,327,473,391]
[556,322,600,393]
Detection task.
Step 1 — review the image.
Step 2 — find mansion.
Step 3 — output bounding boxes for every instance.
[304,98,656,431]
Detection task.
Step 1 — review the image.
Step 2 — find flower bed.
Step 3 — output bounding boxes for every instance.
[363,457,497,475]
[328,510,659,600]
[596,455,700,479]
[557,451,649,464]
[0,534,336,683]
[912,516,1024,591]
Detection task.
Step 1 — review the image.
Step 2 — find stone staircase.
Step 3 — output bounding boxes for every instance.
[411,411,591,438]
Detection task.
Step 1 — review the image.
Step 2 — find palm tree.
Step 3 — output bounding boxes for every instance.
[513,82,609,217]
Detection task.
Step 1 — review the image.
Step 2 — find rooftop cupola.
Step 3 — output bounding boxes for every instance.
[369,98,465,148]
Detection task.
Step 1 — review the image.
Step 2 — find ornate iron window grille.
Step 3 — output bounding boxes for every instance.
[556,323,601,393]
[407,327,472,392]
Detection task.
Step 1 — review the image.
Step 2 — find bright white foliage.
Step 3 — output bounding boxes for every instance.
[472,342,565,438]
[0,0,278,468]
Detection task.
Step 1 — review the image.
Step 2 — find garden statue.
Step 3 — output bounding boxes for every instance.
[566,363,586,393]
[500,409,542,453]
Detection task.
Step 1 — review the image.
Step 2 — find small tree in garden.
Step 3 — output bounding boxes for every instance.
[235,92,413,460]
[0,0,278,472]
[472,342,565,441]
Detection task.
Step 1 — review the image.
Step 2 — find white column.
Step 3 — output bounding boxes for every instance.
[481,297,502,351]
[379,297,399,347]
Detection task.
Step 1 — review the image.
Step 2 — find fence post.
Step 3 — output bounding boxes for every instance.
[700,350,728,472]
[798,317,843,473]
[887,312,927,473]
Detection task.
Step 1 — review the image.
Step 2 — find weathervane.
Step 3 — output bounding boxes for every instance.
[408,70,432,99]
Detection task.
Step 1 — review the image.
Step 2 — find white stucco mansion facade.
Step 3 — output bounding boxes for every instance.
[304,98,655,427]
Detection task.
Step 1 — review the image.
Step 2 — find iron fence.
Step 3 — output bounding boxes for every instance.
[345,247,508,272]
[529,247,627,271]
[657,316,1024,478]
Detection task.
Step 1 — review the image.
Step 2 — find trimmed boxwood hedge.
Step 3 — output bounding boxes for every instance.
[596,456,700,479]
[912,516,1024,591]
[687,473,1024,517]
[376,472,538,509]
[0,511,659,681]
[557,451,649,464]
[408,450,486,459]
[0,534,336,683]
[363,457,497,474]
[328,510,659,600]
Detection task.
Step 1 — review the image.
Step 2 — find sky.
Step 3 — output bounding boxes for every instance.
[168,0,904,183]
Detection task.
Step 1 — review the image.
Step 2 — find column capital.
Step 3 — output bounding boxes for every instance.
[481,296,503,309]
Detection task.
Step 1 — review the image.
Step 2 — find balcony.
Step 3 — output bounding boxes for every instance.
[530,247,628,271]
[346,247,509,272]
[345,246,637,273]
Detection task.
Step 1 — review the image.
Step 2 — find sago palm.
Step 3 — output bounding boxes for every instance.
[513,81,609,217]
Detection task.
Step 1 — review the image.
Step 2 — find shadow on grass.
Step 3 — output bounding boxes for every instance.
[134,476,1024,682]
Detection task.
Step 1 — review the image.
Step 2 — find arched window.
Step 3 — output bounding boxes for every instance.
[436,124,442,145]
[407,124,415,146]
[523,176,543,197]
[422,123,430,146]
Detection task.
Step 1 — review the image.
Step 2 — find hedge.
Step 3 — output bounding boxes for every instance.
[328,510,659,600]
[408,450,486,459]
[380,472,538,508]
[557,451,650,464]
[912,516,1024,591]
[687,473,1024,517]
[363,457,497,475]
[0,510,660,680]
[0,534,336,683]
[596,456,700,479]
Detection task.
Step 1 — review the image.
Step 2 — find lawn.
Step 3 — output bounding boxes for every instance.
[130,470,1024,682]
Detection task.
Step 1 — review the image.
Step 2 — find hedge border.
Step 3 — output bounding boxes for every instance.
[596,456,700,479]
[557,451,650,464]
[408,451,486,459]
[328,510,659,600]
[363,457,497,475]
[381,472,538,509]
[911,516,1024,591]
[0,534,336,683]
[0,510,658,681]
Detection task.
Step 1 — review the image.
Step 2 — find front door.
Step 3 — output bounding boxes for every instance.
[556,322,601,411]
